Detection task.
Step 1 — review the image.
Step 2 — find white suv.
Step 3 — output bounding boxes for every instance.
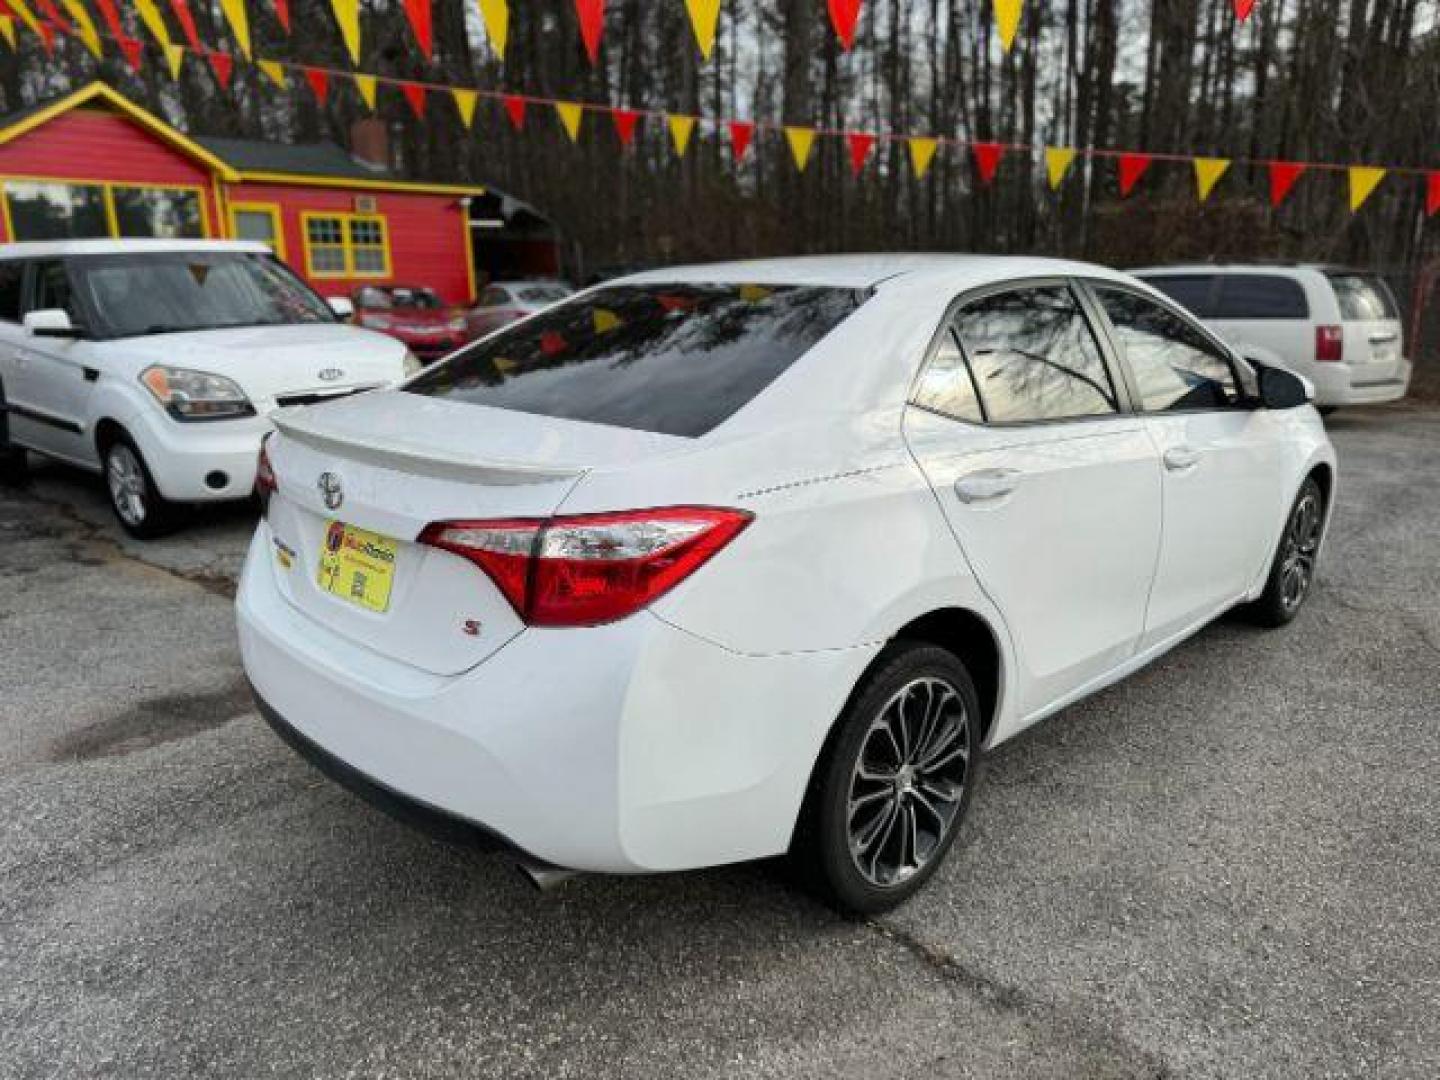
[0,240,418,537]
[1133,264,1410,411]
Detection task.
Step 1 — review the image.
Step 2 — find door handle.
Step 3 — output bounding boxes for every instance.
[954,468,1021,504]
[1368,331,1398,344]
[1163,446,1202,472]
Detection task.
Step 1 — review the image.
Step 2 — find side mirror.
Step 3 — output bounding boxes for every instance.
[1255,362,1313,410]
[327,296,355,320]
[23,308,81,339]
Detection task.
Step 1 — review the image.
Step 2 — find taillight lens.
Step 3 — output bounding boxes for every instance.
[1315,324,1344,363]
[255,434,278,510]
[419,507,753,627]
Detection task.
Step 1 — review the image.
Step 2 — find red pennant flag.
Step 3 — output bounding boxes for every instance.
[168,0,203,52]
[1232,0,1255,20]
[972,142,1004,185]
[304,68,329,106]
[119,36,144,70]
[1268,161,1306,207]
[272,0,291,32]
[207,50,234,89]
[402,82,428,119]
[93,0,123,40]
[1118,153,1152,196]
[612,108,640,148]
[828,0,862,50]
[540,331,568,357]
[503,95,527,130]
[729,121,754,163]
[847,132,875,176]
[31,20,55,53]
[1428,172,1440,218]
[402,0,432,58]
[32,0,72,34]
[575,0,604,64]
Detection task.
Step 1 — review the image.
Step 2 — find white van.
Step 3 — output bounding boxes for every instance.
[1133,264,1410,411]
[0,240,418,537]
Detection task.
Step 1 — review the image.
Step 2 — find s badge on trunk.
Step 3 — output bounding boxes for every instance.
[318,472,344,511]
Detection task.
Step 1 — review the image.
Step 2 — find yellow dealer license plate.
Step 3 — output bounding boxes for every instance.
[317,520,399,613]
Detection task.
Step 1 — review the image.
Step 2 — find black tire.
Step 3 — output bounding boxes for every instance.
[0,379,29,486]
[791,642,983,915]
[1243,476,1325,628]
[102,432,180,539]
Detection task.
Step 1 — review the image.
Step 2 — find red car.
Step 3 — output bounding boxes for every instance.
[351,285,470,363]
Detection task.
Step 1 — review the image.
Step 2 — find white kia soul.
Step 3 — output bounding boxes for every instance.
[0,240,417,536]
[238,255,1336,913]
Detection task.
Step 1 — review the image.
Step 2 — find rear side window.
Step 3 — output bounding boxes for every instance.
[951,285,1118,423]
[406,284,864,437]
[1143,275,1217,317]
[0,261,23,322]
[1213,274,1309,319]
[1327,273,1398,321]
[913,330,983,423]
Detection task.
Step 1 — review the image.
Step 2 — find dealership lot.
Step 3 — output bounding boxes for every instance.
[1,407,1436,1079]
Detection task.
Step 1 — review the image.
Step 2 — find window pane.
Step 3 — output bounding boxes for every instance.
[349,218,384,246]
[1141,275,1217,317]
[955,286,1117,423]
[28,260,75,318]
[311,246,347,275]
[1326,273,1397,321]
[1213,274,1309,319]
[405,284,864,437]
[306,217,343,245]
[1095,287,1238,412]
[112,188,204,239]
[0,261,24,322]
[234,209,278,245]
[352,247,386,275]
[913,330,983,422]
[5,182,108,240]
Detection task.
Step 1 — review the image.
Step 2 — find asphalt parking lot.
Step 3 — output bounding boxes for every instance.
[2,406,1437,1079]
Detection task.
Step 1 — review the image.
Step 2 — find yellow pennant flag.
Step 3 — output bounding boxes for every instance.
[685,0,721,59]
[353,74,377,109]
[908,137,939,179]
[453,89,479,129]
[330,0,362,64]
[258,59,287,88]
[994,0,1023,52]
[133,0,173,52]
[5,0,44,42]
[668,114,695,157]
[785,127,815,172]
[58,0,103,57]
[1193,157,1231,202]
[593,308,622,333]
[555,102,584,142]
[164,43,186,80]
[218,0,251,58]
[1045,147,1076,189]
[0,16,13,49]
[477,0,508,58]
[1349,166,1385,211]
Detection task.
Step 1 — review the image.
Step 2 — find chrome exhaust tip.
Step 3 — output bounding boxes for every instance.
[515,857,579,893]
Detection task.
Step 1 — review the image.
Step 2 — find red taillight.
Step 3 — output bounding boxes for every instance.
[418,507,753,627]
[255,434,278,509]
[1315,324,1344,363]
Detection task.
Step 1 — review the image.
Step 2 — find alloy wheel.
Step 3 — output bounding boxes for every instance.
[1278,488,1323,614]
[106,444,148,527]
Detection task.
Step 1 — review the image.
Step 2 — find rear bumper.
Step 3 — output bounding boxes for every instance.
[1309,358,1411,406]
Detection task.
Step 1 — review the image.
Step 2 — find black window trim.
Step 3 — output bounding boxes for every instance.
[1075,277,1257,416]
[0,258,26,326]
[907,275,1139,429]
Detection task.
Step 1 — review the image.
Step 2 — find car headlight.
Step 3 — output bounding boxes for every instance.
[402,349,423,378]
[139,365,255,421]
[448,315,467,332]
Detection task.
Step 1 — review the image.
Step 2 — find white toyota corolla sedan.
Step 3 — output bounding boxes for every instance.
[238,255,1336,913]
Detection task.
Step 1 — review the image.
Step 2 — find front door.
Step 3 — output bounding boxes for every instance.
[13,259,97,465]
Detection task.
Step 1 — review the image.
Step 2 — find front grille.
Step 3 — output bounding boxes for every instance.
[275,385,378,409]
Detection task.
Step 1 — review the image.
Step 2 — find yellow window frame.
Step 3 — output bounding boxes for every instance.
[0,174,212,241]
[300,211,392,280]
[229,202,286,259]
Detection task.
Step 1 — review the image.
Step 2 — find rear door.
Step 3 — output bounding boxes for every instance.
[904,281,1163,717]
[1325,270,1405,381]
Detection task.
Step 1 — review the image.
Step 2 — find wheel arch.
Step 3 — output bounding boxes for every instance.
[94,416,129,457]
[889,607,1004,749]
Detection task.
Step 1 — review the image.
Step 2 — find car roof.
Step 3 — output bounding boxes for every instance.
[0,238,272,260]
[1131,263,1366,277]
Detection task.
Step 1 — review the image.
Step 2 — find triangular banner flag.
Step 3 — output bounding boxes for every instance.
[92,0,128,55]
[785,126,815,172]
[729,121,754,163]
[828,0,862,50]
[453,89,478,128]
[304,68,329,106]
[353,73,377,109]
[258,59,287,88]
[994,0,1023,52]
[1193,157,1230,202]
[167,0,203,52]
[972,142,1004,185]
[35,0,75,36]
[4,0,45,44]
[908,137,939,179]
[219,0,251,58]
[685,0,720,59]
[668,114,695,157]
[330,0,361,64]
[0,16,15,49]
[57,0,102,57]
[118,36,143,69]
[403,0,433,58]
[207,50,235,90]
[1045,147,1076,189]
[1118,153,1152,196]
[1428,172,1440,218]
[164,42,185,78]
[503,95,526,130]
[133,0,173,52]
[1349,166,1384,212]
[611,108,640,148]
[593,308,622,333]
[478,0,508,58]
[272,0,291,32]
[555,102,584,142]
[847,132,876,176]
[575,0,604,64]
[1233,0,1255,20]
[1269,161,1306,207]
[402,82,428,119]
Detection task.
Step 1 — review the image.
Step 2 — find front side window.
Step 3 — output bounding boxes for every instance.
[304,214,390,279]
[953,285,1118,423]
[0,261,24,322]
[1094,286,1239,412]
[111,187,204,239]
[4,181,108,240]
[28,260,76,319]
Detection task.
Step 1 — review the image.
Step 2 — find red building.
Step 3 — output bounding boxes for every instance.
[0,81,484,305]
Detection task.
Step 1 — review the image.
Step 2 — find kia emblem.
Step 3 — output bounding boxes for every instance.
[318,368,344,382]
[318,472,344,511]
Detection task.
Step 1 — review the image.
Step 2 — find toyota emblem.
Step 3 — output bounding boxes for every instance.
[318,472,344,510]
[318,368,344,382]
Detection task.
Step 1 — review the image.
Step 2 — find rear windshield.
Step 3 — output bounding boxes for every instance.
[404,284,865,437]
[1213,274,1309,319]
[1142,275,1217,317]
[1327,273,1398,321]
